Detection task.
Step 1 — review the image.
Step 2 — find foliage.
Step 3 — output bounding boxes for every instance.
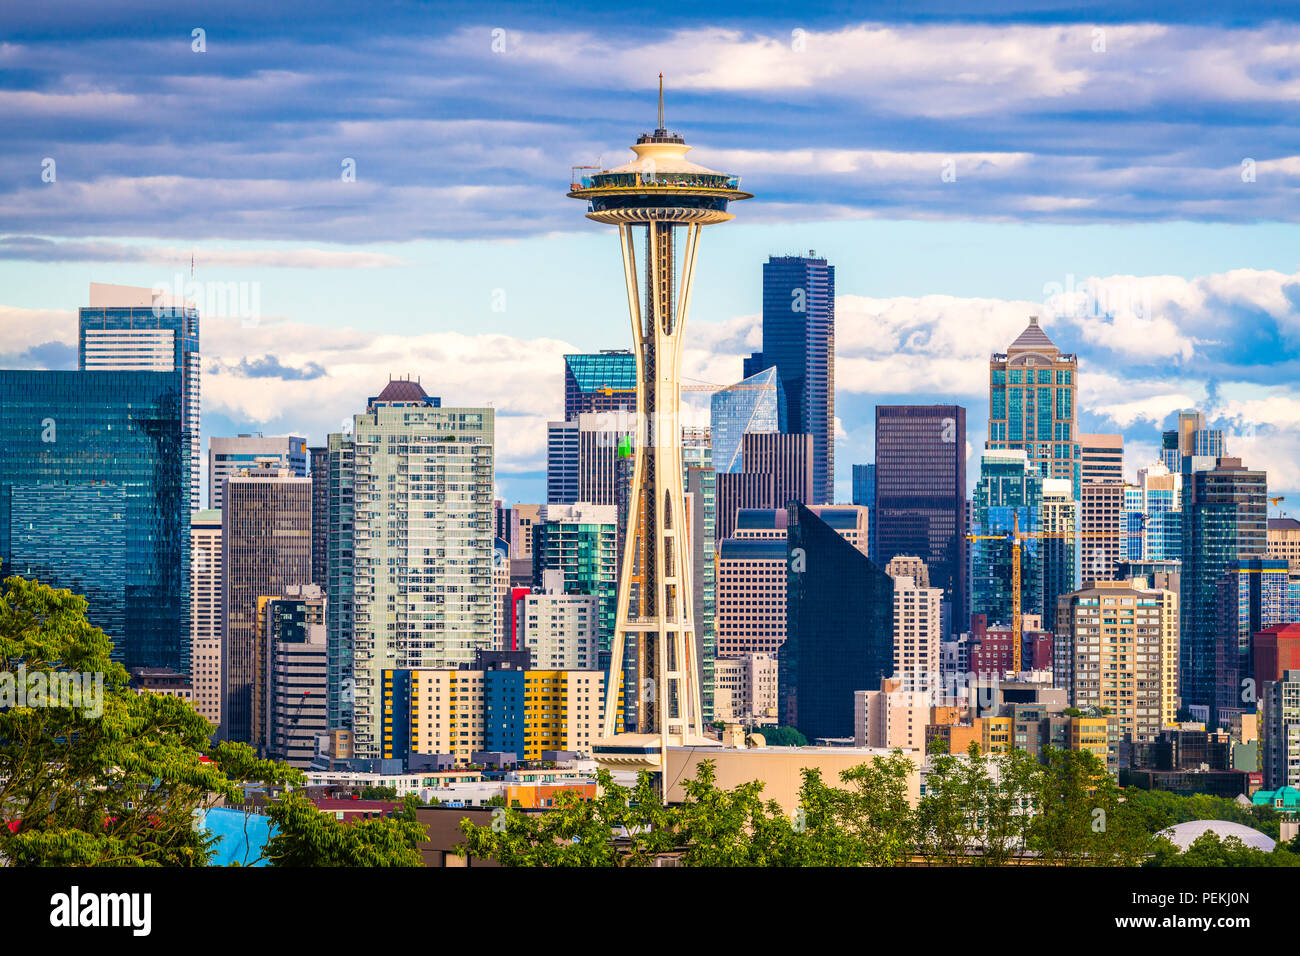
[261,793,426,867]
[1122,787,1280,840]
[755,726,807,747]
[0,577,299,866]
[359,785,400,800]
[1146,831,1300,867]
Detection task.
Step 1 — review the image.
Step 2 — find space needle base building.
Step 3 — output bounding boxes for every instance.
[568,78,751,774]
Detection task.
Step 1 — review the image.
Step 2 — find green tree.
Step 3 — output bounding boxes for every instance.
[755,726,807,747]
[359,785,399,800]
[1028,747,1152,866]
[0,577,299,866]
[260,793,427,866]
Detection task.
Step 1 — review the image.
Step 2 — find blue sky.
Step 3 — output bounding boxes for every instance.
[4,1,1300,506]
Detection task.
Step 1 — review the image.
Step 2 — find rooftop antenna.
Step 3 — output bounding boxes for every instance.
[657,73,665,132]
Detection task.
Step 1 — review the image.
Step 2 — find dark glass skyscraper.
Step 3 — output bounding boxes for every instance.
[1181,457,1267,727]
[0,370,190,671]
[79,283,201,512]
[781,503,893,739]
[746,254,835,504]
[874,405,967,634]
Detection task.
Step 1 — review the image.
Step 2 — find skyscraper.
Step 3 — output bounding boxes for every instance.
[1180,456,1267,727]
[327,378,496,758]
[970,449,1044,626]
[714,431,813,540]
[264,584,328,768]
[564,350,637,420]
[0,369,190,671]
[747,254,835,504]
[874,404,967,634]
[1039,478,1080,632]
[220,466,311,745]
[986,316,1080,497]
[1162,410,1225,473]
[209,434,307,510]
[710,366,785,474]
[78,282,201,512]
[191,509,223,726]
[1079,433,1124,582]
[852,462,876,561]
[782,503,894,739]
[309,445,329,587]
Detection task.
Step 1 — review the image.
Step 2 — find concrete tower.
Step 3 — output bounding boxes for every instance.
[568,78,751,771]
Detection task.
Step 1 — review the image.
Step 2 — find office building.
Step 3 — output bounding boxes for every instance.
[1040,478,1081,631]
[1055,579,1179,743]
[1080,433,1123,484]
[852,463,876,559]
[563,350,636,421]
[970,449,1043,625]
[1215,558,1300,721]
[713,654,779,724]
[1078,433,1125,583]
[710,366,786,474]
[220,466,312,744]
[683,428,717,724]
[1161,410,1225,474]
[1254,623,1300,687]
[1181,457,1267,727]
[1127,463,1182,562]
[545,420,580,504]
[781,503,894,738]
[874,405,967,634]
[855,677,929,752]
[78,282,201,511]
[985,316,1080,497]
[327,378,495,758]
[715,431,813,540]
[1268,517,1300,571]
[264,584,327,768]
[0,369,189,671]
[746,253,835,504]
[1260,670,1300,791]
[209,433,307,510]
[191,509,223,726]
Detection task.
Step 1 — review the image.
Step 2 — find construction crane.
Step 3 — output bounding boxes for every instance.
[1269,496,1285,507]
[967,513,1146,674]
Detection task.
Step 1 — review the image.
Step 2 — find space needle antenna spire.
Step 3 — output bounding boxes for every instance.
[657,73,665,132]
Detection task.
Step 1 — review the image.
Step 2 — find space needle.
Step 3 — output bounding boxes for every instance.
[568,77,751,776]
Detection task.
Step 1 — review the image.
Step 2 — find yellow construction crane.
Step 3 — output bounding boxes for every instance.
[967,513,1145,673]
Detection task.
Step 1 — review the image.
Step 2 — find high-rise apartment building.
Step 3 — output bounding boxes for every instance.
[530,502,617,654]
[309,445,329,587]
[874,405,967,634]
[0,369,190,671]
[855,678,929,752]
[986,317,1080,497]
[782,503,894,739]
[191,509,223,726]
[712,654,778,724]
[1055,579,1179,743]
[209,434,307,510]
[710,366,786,474]
[519,570,599,670]
[887,564,943,682]
[683,428,717,724]
[746,254,835,504]
[220,466,312,744]
[714,431,813,540]
[78,282,201,512]
[1180,457,1267,727]
[563,350,636,420]
[327,378,495,758]
[1254,624,1300,687]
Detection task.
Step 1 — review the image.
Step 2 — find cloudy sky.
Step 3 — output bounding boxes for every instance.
[4,1,1300,506]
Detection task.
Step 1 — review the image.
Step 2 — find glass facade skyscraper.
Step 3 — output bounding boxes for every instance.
[781,502,893,739]
[970,449,1044,625]
[986,317,1081,498]
[1180,456,1267,727]
[531,503,618,654]
[746,254,835,504]
[79,283,200,513]
[874,405,967,634]
[563,350,636,421]
[710,366,785,474]
[0,369,190,671]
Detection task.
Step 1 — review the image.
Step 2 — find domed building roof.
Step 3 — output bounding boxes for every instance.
[1157,820,1276,852]
[375,377,428,402]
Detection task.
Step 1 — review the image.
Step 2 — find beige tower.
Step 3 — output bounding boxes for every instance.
[569,79,751,771]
